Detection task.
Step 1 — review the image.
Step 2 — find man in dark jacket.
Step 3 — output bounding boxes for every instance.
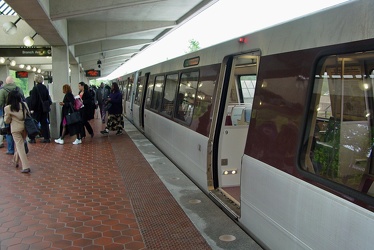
[96,82,110,123]
[30,74,51,143]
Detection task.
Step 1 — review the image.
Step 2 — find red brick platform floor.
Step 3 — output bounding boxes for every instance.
[0,117,210,250]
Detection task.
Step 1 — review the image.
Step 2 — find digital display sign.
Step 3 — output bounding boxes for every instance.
[85,70,101,77]
[16,71,29,78]
[183,56,200,67]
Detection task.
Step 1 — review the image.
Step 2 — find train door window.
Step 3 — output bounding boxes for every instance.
[134,76,143,105]
[161,74,178,117]
[125,81,133,101]
[226,57,258,126]
[150,75,164,111]
[145,76,155,109]
[175,71,199,124]
[305,51,374,197]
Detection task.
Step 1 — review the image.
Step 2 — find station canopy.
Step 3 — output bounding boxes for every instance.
[0,0,217,78]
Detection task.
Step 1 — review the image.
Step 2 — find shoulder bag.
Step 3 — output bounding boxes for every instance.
[36,86,52,113]
[66,103,82,125]
[21,103,40,137]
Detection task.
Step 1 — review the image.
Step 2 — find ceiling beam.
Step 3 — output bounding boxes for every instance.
[68,20,175,45]
[74,40,151,57]
[49,0,167,20]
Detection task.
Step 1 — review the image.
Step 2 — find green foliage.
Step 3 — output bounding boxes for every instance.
[9,70,29,96]
[186,39,200,53]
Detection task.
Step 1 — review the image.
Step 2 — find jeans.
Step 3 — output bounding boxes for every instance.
[0,114,4,145]
[5,124,14,153]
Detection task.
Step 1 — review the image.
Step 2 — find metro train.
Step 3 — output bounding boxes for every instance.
[115,1,374,249]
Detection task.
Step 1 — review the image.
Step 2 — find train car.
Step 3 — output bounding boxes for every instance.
[118,1,374,249]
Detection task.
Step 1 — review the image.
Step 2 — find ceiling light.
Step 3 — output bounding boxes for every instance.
[3,17,21,35]
[0,57,5,64]
[32,67,37,72]
[37,68,41,73]
[23,33,37,47]
[26,65,31,70]
[10,60,16,66]
[19,64,25,68]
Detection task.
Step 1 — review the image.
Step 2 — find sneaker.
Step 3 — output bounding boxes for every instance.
[54,138,64,145]
[100,129,109,135]
[116,130,123,135]
[72,139,82,145]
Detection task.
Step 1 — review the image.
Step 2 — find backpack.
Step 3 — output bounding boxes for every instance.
[5,86,26,103]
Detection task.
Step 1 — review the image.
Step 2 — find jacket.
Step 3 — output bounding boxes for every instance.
[0,83,24,108]
[108,91,123,115]
[30,83,51,114]
[4,102,28,133]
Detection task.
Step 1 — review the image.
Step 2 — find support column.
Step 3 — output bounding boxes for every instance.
[27,72,36,96]
[50,45,70,139]
[70,63,80,95]
[0,66,8,83]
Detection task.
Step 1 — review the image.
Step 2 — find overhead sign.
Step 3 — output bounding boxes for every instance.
[85,70,101,77]
[0,47,51,57]
[16,71,29,78]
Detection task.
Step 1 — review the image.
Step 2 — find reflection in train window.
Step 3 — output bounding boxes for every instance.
[175,71,199,124]
[145,76,154,109]
[305,51,374,197]
[160,74,178,117]
[134,76,143,105]
[150,75,164,111]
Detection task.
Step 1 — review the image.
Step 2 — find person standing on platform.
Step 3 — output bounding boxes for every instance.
[0,76,23,155]
[96,82,109,123]
[30,74,52,143]
[100,82,124,136]
[4,90,31,173]
[78,82,94,139]
[54,84,82,145]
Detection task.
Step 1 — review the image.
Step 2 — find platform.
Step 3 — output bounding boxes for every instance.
[0,116,262,250]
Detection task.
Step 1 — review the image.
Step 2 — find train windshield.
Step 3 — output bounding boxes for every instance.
[305,51,374,197]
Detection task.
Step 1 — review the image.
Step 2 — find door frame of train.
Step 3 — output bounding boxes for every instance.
[209,50,260,210]
[140,72,150,130]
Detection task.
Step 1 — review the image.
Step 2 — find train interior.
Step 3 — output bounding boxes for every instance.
[305,51,374,198]
[213,53,259,215]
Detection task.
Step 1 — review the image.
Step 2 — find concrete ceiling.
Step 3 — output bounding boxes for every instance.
[0,0,217,79]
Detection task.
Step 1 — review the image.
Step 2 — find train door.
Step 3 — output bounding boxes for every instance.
[211,52,259,217]
[124,78,133,120]
[133,72,149,131]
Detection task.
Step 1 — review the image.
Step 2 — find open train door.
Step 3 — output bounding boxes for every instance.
[210,51,260,218]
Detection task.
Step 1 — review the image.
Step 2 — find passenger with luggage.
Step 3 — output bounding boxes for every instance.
[100,82,124,135]
[54,84,83,145]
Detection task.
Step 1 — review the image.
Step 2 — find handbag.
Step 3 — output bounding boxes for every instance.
[22,103,40,137]
[66,104,82,125]
[104,102,112,111]
[74,96,84,110]
[0,126,10,135]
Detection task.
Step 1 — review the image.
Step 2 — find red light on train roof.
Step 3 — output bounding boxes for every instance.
[238,37,248,44]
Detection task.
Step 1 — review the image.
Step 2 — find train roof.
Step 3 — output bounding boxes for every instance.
[121,0,372,78]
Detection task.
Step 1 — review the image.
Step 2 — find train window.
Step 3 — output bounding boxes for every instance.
[239,75,256,104]
[305,51,374,197]
[145,76,155,109]
[175,71,199,124]
[150,75,164,111]
[160,74,178,117]
[134,76,143,105]
[125,81,132,101]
